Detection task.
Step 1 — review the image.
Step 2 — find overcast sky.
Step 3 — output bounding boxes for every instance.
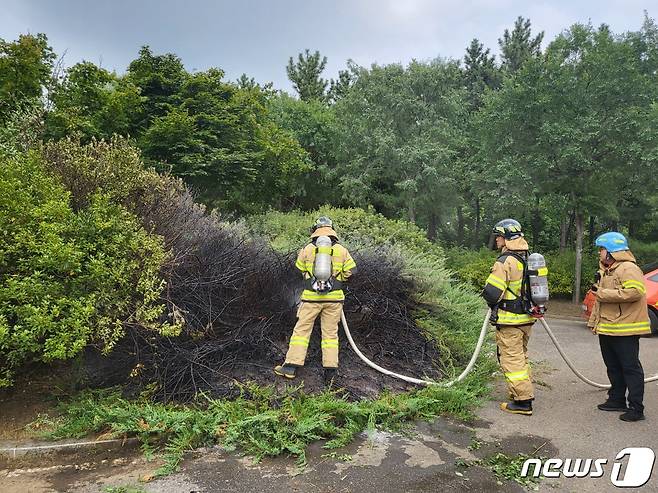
[1,0,655,92]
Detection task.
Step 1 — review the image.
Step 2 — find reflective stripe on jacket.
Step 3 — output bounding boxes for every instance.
[588,250,650,336]
[482,240,535,326]
[295,242,356,302]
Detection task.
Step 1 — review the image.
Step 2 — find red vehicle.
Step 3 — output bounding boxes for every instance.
[582,267,658,336]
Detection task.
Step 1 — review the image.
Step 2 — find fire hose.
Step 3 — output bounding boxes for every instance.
[340,308,658,389]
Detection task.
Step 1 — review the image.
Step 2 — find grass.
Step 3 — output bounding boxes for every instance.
[32,356,495,477]
[455,452,546,489]
[486,452,545,488]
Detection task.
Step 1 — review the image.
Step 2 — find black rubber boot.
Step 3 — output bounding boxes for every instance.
[273,363,297,379]
[620,410,645,422]
[323,368,337,387]
[500,399,533,416]
[597,400,629,412]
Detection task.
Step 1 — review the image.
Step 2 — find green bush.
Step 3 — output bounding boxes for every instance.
[0,149,177,387]
[545,250,599,298]
[444,247,496,288]
[630,239,658,269]
[248,206,444,260]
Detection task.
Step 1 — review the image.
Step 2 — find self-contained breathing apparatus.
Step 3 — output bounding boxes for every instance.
[311,235,334,293]
[490,251,549,324]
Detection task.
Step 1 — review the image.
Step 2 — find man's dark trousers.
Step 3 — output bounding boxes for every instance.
[599,334,644,413]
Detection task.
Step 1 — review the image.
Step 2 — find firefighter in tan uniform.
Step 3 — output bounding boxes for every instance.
[274,217,356,385]
[588,232,649,422]
[482,219,536,415]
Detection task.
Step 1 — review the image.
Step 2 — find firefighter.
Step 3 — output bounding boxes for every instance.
[482,219,536,416]
[274,216,357,385]
[588,232,649,422]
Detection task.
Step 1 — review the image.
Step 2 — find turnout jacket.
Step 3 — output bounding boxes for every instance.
[482,237,535,326]
[295,227,356,302]
[588,250,650,336]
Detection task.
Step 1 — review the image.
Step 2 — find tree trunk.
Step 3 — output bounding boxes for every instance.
[566,211,576,245]
[589,215,595,243]
[559,215,568,253]
[427,212,437,241]
[473,196,481,248]
[532,195,541,251]
[573,211,584,304]
[407,199,416,224]
[628,218,637,238]
[456,205,465,246]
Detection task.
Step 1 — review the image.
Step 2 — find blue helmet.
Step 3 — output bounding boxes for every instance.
[595,232,629,253]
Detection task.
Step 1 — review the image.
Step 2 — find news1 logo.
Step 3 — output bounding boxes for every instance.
[521,447,656,487]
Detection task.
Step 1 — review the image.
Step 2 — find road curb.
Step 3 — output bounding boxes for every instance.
[0,437,139,459]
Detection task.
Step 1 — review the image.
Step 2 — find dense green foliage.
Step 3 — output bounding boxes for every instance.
[3,19,656,273]
[0,34,55,123]
[0,144,176,387]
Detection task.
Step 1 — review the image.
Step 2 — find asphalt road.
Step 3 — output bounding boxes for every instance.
[2,316,657,492]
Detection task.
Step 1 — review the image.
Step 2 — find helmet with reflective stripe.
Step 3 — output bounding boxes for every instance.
[310,216,333,234]
[595,231,629,253]
[492,218,524,240]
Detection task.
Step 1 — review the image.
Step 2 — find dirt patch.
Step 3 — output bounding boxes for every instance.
[547,298,586,319]
[0,365,72,441]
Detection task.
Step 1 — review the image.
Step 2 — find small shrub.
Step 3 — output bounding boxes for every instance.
[630,239,658,270]
[0,149,176,387]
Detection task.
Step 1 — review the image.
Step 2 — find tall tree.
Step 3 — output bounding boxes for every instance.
[0,33,55,122]
[140,68,311,212]
[498,16,544,73]
[45,62,143,140]
[286,49,328,101]
[328,68,354,103]
[458,39,501,246]
[126,46,188,129]
[480,23,658,302]
[268,93,339,209]
[463,38,500,109]
[332,60,466,231]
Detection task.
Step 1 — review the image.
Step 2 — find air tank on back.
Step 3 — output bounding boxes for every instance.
[312,236,333,282]
[527,252,549,307]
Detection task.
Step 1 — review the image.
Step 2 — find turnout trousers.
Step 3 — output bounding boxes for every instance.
[598,334,645,413]
[284,301,342,368]
[496,324,534,401]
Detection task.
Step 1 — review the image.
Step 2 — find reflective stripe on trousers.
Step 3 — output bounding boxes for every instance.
[496,324,534,401]
[285,301,342,368]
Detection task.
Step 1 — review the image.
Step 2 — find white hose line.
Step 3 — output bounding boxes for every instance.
[538,317,658,388]
[339,308,491,387]
[341,308,658,390]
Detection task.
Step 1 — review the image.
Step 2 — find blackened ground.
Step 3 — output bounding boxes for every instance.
[82,184,444,402]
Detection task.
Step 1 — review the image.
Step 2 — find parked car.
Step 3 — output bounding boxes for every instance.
[582,267,658,336]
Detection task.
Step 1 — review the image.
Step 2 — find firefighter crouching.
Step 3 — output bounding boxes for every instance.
[588,232,649,422]
[274,216,357,386]
[482,219,536,416]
